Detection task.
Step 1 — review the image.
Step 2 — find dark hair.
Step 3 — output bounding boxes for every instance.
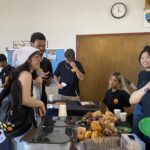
[111,72,121,83]
[30,32,46,43]
[4,52,39,92]
[139,45,150,62]
[64,48,75,61]
[0,54,7,62]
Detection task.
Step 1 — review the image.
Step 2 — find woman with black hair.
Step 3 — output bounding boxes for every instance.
[11,46,46,117]
[3,46,46,150]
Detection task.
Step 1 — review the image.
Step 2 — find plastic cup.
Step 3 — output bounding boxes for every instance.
[48,94,54,102]
[114,109,121,119]
[58,104,67,117]
[120,112,127,122]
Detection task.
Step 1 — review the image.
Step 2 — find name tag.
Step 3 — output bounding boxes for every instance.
[0,130,6,144]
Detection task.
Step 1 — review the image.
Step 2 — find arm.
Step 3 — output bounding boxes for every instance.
[70,62,85,80]
[103,93,109,112]
[34,76,43,88]
[104,105,109,111]
[54,75,63,89]
[124,106,132,116]
[40,72,50,86]
[19,71,45,116]
[129,82,150,104]
[45,61,53,86]
[121,90,132,115]
[1,76,9,87]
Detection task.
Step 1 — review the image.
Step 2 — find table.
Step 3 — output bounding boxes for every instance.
[22,116,79,150]
[46,100,100,117]
[21,116,134,150]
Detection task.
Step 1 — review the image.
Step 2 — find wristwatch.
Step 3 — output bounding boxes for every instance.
[144,88,149,93]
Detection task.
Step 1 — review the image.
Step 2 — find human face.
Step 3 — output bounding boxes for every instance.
[0,61,7,68]
[31,40,46,56]
[109,76,120,89]
[140,52,150,70]
[30,53,41,70]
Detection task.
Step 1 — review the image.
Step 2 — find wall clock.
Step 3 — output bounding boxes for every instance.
[111,3,127,19]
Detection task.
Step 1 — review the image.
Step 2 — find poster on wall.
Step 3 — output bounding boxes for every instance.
[145,0,150,9]
[144,9,150,27]
[13,41,48,49]
[46,49,57,60]
[13,41,30,49]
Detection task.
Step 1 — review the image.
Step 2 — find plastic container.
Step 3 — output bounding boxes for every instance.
[76,136,125,150]
[121,134,145,150]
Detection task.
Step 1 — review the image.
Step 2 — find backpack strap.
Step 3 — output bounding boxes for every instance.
[31,80,37,128]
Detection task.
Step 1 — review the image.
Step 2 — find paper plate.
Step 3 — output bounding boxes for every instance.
[117,126,132,133]
[139,117,150,137]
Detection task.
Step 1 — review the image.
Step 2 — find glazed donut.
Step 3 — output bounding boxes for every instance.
[84,130,92,139]
[77,127,86,140]
[92,111,102,117]
[106,116,117,123]
[102,115,117,123]
[91,131,101,139]
[105,111,114,116]
[90,121,102,131]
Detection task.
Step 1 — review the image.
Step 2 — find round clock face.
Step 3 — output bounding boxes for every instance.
[111,3,127,19]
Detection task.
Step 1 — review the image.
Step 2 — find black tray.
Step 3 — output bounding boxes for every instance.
[22,127,71,144]
[43,116,80,127]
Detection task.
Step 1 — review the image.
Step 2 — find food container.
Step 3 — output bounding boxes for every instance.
[121,134,145,150]
[76,136,125,150]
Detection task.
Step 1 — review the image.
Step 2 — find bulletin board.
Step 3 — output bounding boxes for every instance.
[7,48,65,73]
[45,48,65,72]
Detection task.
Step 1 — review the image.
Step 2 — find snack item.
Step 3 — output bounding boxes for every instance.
[92,111,102,117]
[91,131,101,139]
[76,110,119,141]
[84,130,92,139]
[77,127,86,140]
[91,121,102,131]
[105,111,115,116]
[102,115,117,123]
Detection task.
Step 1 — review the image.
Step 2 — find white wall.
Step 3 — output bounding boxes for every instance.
[0,0,149,52]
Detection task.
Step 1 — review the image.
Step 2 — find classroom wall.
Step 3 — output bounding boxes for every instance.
[0,0,149,52]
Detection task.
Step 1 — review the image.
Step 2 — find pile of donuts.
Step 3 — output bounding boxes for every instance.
[77,111,118,141]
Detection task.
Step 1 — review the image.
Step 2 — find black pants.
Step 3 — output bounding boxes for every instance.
[0,139,14,150]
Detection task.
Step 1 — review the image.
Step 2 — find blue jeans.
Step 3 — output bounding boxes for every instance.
[133,104,143,138]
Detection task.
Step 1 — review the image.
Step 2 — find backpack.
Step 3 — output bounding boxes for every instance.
[0,79,35,138]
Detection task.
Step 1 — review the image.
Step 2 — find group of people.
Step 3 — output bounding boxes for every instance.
[0,32,150,149]
[102,46,150,149]
[0,32,85,150]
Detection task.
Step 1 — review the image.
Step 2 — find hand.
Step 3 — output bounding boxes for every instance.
[56,83,64,89]
[39,72,49,79]
[39,102,46,117]
[70,61,77,68]
[144,82,150,92]
[34,77,43,87]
